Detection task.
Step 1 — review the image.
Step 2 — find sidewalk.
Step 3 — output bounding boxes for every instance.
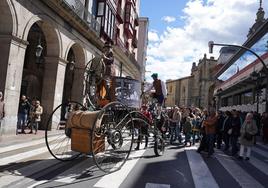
[0,130,46,148]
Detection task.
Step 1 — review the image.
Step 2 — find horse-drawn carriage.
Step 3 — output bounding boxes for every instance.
[45,57,167,173]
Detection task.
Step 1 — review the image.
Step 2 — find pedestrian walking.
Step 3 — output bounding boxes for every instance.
[17,95,31,134]
[238,113,258,160]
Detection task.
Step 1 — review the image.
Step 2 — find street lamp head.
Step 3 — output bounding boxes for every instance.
[35,44,43,58]
[250,70,259,81]
[208,41,214,54]
[69,61,75,71]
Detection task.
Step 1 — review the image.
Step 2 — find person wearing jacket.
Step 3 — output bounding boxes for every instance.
[238,113,258,160]
[203,110,217,157]
[222,111,232,151]
[30,100,43,134]
[216,111,225,149]
[183,116,192,146]
[230,110,242,156]
[17,95,31,134]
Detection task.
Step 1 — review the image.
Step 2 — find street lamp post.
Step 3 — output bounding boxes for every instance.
[208,41,268,112]
[251,71,261,113]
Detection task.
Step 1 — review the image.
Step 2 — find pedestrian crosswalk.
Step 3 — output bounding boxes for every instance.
[0,137,268,188]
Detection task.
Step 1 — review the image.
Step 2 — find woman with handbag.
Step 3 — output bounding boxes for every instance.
[238,113,258,160]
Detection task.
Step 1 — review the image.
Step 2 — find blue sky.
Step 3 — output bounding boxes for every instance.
[139,0,268,82]
[140,0,188,33]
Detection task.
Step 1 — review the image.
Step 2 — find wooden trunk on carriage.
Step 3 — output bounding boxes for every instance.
[66,110,104,153]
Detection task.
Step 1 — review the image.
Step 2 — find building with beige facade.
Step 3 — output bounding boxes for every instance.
[0,0,147,136]
[166,54,217,109]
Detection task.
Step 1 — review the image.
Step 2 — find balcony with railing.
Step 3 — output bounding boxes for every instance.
[62,0,101,34]
[132,29,137,48]
[116,5,124,24]
[134,12,139,26]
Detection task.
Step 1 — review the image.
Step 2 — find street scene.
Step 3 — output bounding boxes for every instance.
[1,0,268,188]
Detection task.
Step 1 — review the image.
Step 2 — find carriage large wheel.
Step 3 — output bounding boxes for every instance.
[91,101,134,173]
[45,101,86,161]
[154,135,165,156]
[84,58,106,110]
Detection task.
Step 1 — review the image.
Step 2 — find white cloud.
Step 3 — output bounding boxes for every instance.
[146,0,268,82]
[161,16,176,23]
[148,31,160,42]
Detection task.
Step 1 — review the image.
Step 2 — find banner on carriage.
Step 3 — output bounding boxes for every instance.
[112,76,141,108]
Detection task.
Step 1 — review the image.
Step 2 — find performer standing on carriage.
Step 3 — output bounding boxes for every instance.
[144,73,167,119]
[86,41,115,108]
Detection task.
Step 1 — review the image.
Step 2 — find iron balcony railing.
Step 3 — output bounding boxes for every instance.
[63,0,101,34]
[117,6,124,23]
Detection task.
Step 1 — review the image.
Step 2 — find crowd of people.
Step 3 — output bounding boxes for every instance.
[165,106,268,159]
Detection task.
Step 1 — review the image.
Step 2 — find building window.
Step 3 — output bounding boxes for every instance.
[227,97,232,106]
[169,86,172,93]
[233,94,241,105]
[97,2,105,16]
[96,1,115,40]
[241,91,253,104]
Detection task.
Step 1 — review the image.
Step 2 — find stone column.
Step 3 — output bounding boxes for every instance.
[41,57,67,130]
[71,66,85,103]
[0,35,28,135]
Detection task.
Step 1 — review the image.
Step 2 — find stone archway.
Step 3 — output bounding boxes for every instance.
[63,43,86,103]
[20,23,46,101]
[0,0,22,135]
[0,0,16,94]
[20,19,62,130]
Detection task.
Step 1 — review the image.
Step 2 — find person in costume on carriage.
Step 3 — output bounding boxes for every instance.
[98,41,115,102]
[145,73,167,106]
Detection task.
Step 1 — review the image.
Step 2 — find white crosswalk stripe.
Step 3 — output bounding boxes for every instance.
[94,142,147,188]
[0,135,59,153]
[249,156,268,176]
[215,149,264,188]
[252,146,268,158]
[0,136,268,188]
[0,138,69,166]
[256,142,268,150]
[185,146,219,188]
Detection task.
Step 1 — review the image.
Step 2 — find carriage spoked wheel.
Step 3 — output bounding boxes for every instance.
[45,101,86,161]
[84,58,106,110]
[91,101,134,173]
[154,134,165,156]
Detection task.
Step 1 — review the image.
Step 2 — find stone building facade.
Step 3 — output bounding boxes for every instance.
[0,0,146,135]
[166,54,217,109]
